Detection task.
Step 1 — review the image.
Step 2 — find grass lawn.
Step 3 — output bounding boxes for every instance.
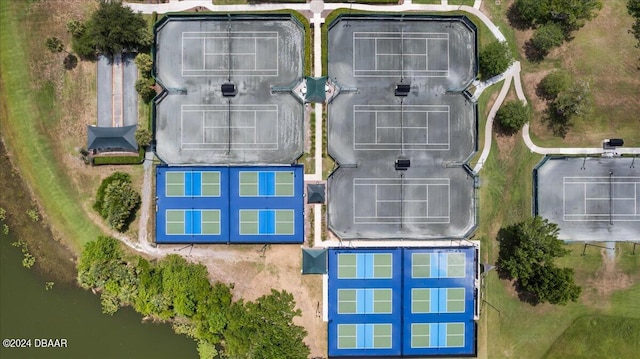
[0,0,103,251]
[543,315,640,359]
[490,0,640,147]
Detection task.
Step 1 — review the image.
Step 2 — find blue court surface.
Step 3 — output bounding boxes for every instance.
[156,165,304,243]
[328,247,477,357]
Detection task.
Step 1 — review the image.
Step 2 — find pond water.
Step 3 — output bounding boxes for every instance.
[0,141,198,359]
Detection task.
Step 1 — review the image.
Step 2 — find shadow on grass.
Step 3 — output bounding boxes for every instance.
[506,4,534,31]
[524,40,547,63]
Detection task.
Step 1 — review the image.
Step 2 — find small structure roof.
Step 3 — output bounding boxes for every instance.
[87,125,138,153]
[301,248,327,274]
[307,183,325,204]
[304,76,327,103]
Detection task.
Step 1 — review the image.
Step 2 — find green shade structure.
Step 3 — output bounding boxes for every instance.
[302,248,327,274]
[304,76,327,103]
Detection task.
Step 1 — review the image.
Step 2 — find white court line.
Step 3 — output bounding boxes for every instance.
[353,178,450,224]
[181,31,278,76]
[562,177,640,221]
[180,104,278,149]
[352,32,450,78]
[353,105,450,150]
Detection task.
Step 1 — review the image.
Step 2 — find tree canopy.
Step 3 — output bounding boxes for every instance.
[93,172,140,231]
[496,100,531,134]
[537,72,592,138]
[479,40,513,79]
[514,0,602,32]
[497,216,581,305]
[528,23,565,61]
[78,237,310,359]
[71,1,151,58]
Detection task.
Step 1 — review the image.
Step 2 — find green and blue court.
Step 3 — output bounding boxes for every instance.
[156,165,304,243]
[328,247,477,357]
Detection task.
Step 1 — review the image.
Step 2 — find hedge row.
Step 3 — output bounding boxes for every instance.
[92,148,145,166]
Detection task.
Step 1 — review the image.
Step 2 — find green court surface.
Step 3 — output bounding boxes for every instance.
[338,323,393,349]
[410,323,465,348]
[337,253,393,279]
[238,209,295,235]
[165,209,220,235]
[239,171,294,197]
[337,288,393,314]
[166,171,221,197]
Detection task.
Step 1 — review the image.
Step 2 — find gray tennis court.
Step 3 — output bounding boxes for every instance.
[327,16,478,240]
[535,156,640,241]
[154,15,304,165]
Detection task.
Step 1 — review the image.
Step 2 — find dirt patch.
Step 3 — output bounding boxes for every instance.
[582,249,633,308]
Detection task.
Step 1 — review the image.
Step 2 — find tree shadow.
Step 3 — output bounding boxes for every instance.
[524,40,547,63]
[515,280,541,306]
[542,107,572,138]
[507,4,534,31]
[492,116,520,137]
[63,54,78,70]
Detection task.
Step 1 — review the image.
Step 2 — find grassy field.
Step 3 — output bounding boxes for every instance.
[0,0,103,251]
[475,2,640,358]
[543,315,640,359]
[487,0,640,147]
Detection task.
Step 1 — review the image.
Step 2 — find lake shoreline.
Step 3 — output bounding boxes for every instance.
[0,138,78,285]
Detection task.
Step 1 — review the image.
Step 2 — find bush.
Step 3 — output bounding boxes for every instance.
[479,40,513,79]
[496,100,531,133]
[93,172,132,213]
[101,180,140,231]
[134,53,153,77]
[92,148,145,166]
[537,71,571,101]
[135,128,152,147]
[527,23,565,60]
[93,172,140,231]
[135,78,156,103]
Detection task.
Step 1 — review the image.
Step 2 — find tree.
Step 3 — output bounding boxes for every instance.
[93,172,131,213]
[66,19,86,37]
[497,216,581,305]
[496,100,531,133]
[135,127,152,147]
[552,79,592,118]
[86,1,151,56]
[525,264,581,305]
[537,70,571,101]
[529,22,565,60]
[479,40,513,79]
[224,290,309,359]
[135,78,156,103]
[93,172,140,231]
[513,0,602,32]
[45,37,64,54]
[134,53,153,77]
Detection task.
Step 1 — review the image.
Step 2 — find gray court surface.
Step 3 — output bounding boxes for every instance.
[535,156,640,241]
[97,53,138,127]
[327,16,478,240]
[154,15,304,165]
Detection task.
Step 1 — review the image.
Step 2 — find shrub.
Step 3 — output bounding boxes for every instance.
[496,100,531,133]
[135,128,152,147]
[135,78,156,103]
[529,23,565,59]
[537,71,571,101]
[93,172,132,213]
[134,53,153,77]
[479,40,513,79]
